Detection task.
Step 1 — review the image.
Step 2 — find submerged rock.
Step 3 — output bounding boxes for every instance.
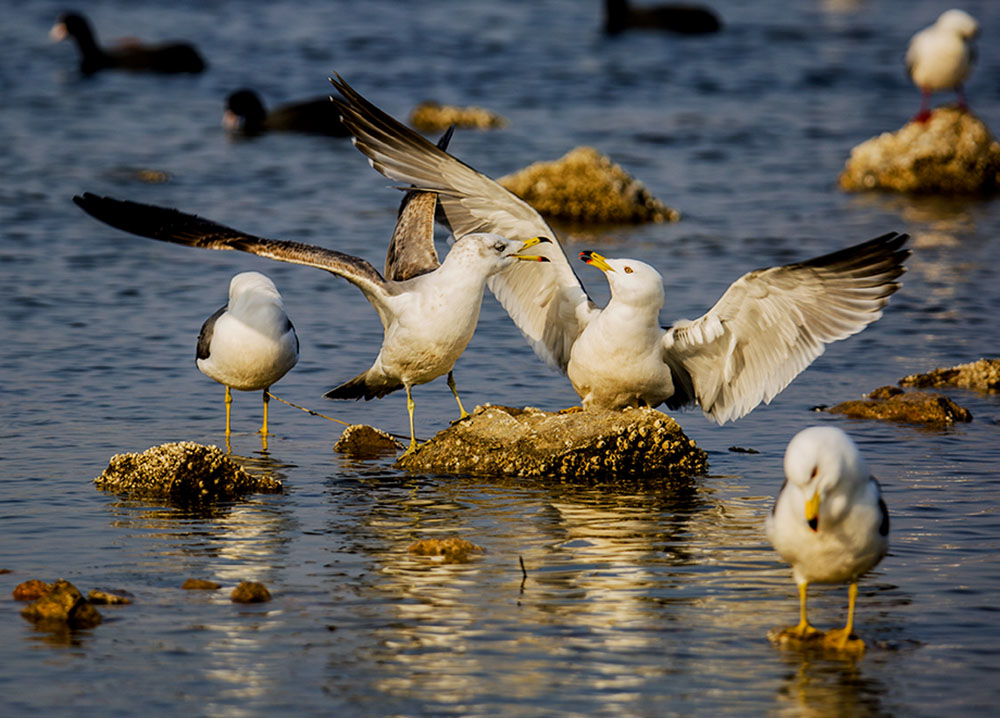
[827,385,972,425]
[182,578,221,590]
[408,537,485,564]
[94,441,282,501]
[87,589,133,605]
[409,101,507,132]
[396,404,707,480]
[499,146,680,224]
[900,358,1000,393]
[231,581,271,603]
[334,424,402,457]
[838,107,1000,194]
[20,579,102,629]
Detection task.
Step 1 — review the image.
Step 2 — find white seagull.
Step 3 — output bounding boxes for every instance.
[330,75,910,424]
[906,9,979,122]
[766,426,889,651]
[196,271,298,438]
[72,191,550,454]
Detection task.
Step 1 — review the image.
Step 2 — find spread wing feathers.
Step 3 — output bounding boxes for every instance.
[662,232,910,424]
[72,192,394,316]
[385,191,440,281]
[385,127,456,282]
[330,74,597,371]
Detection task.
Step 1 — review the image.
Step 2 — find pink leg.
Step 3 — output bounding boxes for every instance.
[956,84,969,112]
[913,88,932,123]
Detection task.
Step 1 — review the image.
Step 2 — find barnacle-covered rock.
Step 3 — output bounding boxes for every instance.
[409,101,507,132]
[826,385,972,425]
[900,358,1000,393]
[838,108,1000,194]
[408,537,485,564]
[94,441,282,500]
[334,424,401,457]
[396,404,707,480]
[499,146,680,224]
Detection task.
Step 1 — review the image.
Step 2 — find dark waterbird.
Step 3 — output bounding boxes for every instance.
[603,0,721,35]
[50,11,206,75]
[224,89,350,137]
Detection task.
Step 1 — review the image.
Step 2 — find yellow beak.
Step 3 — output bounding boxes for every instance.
[514,236,552,262]
[580,250,614,272]
[805,491,820,532]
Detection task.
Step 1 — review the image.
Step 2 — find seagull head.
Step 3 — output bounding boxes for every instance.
[783,426,870,532]
[451,233,551,275]
[936,9,979,39]
[579,251,664,308]
[228,271,286,317]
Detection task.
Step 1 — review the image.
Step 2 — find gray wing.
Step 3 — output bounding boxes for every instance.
[196,305,226,361]
[662,232,910,424]
[73,193,394,317]
[330,74,597,372]
[384,126,455,282]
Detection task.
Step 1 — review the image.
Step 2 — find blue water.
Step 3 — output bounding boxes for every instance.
[2,1,1000,715]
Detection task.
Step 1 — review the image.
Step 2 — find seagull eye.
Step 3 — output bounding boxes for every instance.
[624,266,634,274]
[810,467,818,479]
[493,242,505,252]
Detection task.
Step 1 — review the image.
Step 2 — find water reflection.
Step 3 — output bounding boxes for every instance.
[773,653,889,718]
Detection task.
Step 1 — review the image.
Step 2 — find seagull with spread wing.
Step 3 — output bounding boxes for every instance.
[73,185,550,453]
[330,75,910,424]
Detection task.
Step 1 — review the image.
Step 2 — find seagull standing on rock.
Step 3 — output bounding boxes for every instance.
[766,426,890,652]
[330,75,910,424]
[196,272,298,439]
[906,9,979,122]
[72,192,550,454]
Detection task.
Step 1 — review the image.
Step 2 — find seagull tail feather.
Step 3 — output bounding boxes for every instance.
[323,371,403,401]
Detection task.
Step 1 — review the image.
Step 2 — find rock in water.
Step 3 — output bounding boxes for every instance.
[94,441,282,500]
[839,108,1000,194]
[20,579,102,629]
[409,101,507,132]
[900,358,1000,392]
[334,424,401,457]
[827,385,972,425]
[499,146,680,224]
[396,405,707,480]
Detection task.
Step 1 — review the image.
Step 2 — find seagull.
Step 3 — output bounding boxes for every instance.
[766,426,889,651]
[330,75,910,423]
[196,272,298,439]
[906,9,979,122]
[49,11,206,75]
[72,191,550,454]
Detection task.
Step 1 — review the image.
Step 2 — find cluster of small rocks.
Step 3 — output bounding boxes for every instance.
[499,146,680,224]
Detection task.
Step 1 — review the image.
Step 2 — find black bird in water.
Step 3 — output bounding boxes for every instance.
[603,0,721,35]
[223,89,350,137]
[50,11,206,75]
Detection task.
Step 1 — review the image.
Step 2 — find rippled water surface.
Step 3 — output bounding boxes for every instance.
[2,1,1000,715]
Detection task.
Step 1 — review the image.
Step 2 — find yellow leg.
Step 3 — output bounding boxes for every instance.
[824,581,863,651]
[225,386,233,437]
[793,581,820,637]
[402,385,418,455]
[448,370,470,420]
[260,388,270,435]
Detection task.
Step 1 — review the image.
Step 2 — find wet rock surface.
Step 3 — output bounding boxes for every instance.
[231,581,272,603]
[900,358,1000,392]
[396,404,708,480]
[94,441,282,501]
[409,101,507,132]
[839,108,1000,194]
[499,146,680,224]
[20,579,103,629]
[408,537,485,564]
[827,385,973,425]
[334,424,402,457]
[88,589,133,605]
[182,578,222,590]
[13,579,53,601]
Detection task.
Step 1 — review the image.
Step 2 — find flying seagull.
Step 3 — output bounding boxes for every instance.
[72,190,550,454]
[196,271,298,439]
[329,74,909,423]
[766,426,889,652]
